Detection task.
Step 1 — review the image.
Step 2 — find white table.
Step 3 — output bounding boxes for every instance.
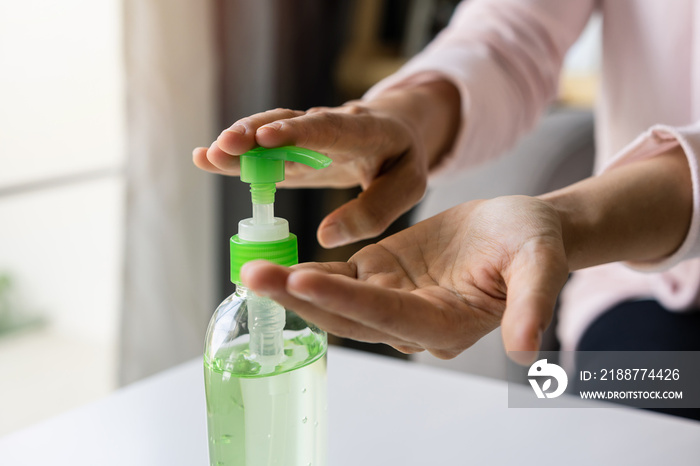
[1,346,698,465]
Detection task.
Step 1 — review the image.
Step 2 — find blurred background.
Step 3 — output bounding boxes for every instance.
[0,0,600,435]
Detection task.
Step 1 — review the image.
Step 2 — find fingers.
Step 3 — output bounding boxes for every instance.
[192,146,226,174]
[255,105,383,154]
[197,105,388,178]
[284,269,447,346]
[215,103,404,157]
[217,108,305,155]
[242,263,377,341]
[241,261,420,350]
[500,245,568,365]
[195,109,304,175]
[317,152,427,248]
[194,140,242,174]
[290,261,357,277]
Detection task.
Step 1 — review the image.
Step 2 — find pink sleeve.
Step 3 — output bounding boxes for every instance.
[600,122,700,271]
[364,0,595,176]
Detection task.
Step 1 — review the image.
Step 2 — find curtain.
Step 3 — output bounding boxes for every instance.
[120,0,217,384]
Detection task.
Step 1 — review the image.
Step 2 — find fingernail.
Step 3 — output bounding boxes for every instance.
[320,223,352,248]
[226,125,246,135]
[259,122,282,132]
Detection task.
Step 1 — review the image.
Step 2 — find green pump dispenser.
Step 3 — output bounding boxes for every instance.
[204,146,331,466]
[229,146,332,284]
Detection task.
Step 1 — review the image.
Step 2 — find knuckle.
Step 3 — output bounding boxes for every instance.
[235,116,255,128]
[307,106,329,114]
[341,103,367,116]
[238,108,297,128]
[392,344,421,355]
[317,111,343,128]
[288,119,311,146]
[429,349,461,360]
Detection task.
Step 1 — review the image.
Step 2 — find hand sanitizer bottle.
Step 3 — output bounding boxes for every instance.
[204,146,332,466]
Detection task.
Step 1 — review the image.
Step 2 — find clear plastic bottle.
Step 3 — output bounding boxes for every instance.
[204,286,327,466]
[203,146,332,466]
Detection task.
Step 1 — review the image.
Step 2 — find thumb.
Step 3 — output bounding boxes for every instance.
[317,154,427,248]
[500,244,568,365]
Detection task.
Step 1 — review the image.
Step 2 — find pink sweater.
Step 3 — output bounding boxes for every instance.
[365,0,700,350]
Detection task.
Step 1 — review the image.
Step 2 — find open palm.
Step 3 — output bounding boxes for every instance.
[242,195,570,363]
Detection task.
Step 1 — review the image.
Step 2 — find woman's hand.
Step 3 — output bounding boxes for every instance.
[193,81,460,248]
[241,196,571,363]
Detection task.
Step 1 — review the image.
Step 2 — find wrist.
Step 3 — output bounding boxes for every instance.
[536,189,591,272]
[538,146,693,271]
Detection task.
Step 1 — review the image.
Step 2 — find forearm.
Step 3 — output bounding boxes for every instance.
[539,146,693,271]
[361,79,461,169]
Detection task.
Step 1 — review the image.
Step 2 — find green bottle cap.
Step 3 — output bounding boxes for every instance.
[230,233,298,284]
[230,146,331,284]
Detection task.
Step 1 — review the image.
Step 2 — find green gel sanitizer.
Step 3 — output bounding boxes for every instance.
[204,146,332,466]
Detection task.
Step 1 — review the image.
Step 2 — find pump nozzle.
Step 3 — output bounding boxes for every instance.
[230,146,332,283]
[240,146,332,205]
[235,146,332,246]
[231,146,331,369]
